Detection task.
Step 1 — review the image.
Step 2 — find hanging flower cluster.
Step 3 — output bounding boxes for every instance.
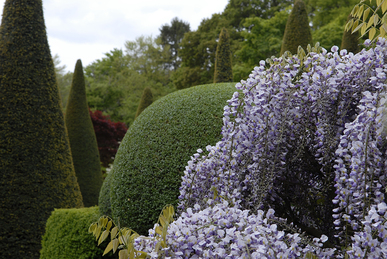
[173,38,387,257]
[93,38,387,258]
[135,200,334,258]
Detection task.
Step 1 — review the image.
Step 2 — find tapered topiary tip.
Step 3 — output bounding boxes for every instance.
[280,0,312,55]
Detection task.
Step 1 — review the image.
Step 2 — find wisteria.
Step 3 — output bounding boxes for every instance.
[93,38,387,258]
[174,38,387,257]
[135,200,334,258]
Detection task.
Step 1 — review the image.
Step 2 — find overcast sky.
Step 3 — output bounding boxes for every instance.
[0,0,229,72]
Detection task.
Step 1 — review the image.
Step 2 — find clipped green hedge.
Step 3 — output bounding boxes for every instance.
[110,82,237,234]
[40,206,115,259]
[98,169,113,217]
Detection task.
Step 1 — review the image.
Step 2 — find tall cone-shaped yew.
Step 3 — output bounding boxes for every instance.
[214,27,233,83]
[65,59,102,207]
[280,0,312,55]
[0,1,83,258]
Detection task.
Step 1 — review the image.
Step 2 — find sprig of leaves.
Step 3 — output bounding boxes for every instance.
[346,0,387,41]
[89,204,175,258]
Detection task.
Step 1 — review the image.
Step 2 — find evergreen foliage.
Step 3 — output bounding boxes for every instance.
[40,207,115,259]
[214,28,233,83]
[280,0,313,55]
[341,15,360,54]
[0,0,83,257]
[135,87,153,119]
[98,170,113,217]
[65,60,103,207]
[110,83,237,235]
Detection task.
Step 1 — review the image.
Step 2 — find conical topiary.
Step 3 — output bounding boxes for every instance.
[65,59,103,207]
[341,14,360,54]
[214,27,233,83]
[135,87,153,119]
[0,0,83,258]
[280,0,312,55]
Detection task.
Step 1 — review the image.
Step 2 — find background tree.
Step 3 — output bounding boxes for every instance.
[158,17,190,71]
[214,28,233,83]
[85,37,174,126]
[135,87,153,119]
[223,0,293,29]
[234,8,289,80]
[89,109,127,176]
[280,0,313,55]
[0,0,83,257]
[53,54,73,110]
[65,59,102,207]
[174,0,295,88]
[173,14,230,89]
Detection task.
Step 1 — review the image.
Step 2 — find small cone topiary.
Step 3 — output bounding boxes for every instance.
[0,0,83,258]
[280,0,312,55]
[135,87,153,119]
[214,27,233,83]
[65,59,103,207]
[341,14,360,54]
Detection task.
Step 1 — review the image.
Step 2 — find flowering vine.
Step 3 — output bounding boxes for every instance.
[91,38,387,258]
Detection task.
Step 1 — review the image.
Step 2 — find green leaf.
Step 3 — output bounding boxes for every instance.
[106,221,113,231]
[155,226,163,235]
[88,223,96,234]
[111,226,118,239]
[363,7,371,21]
[357,5,364,18]
[369,27,377,40]
[383,0,387,13]
[95,226,102,240]
[103,217,109,228]
[352,22,364,33]
[119,249,129,259]
[367,14,375,28]
[351,5,359,17]
[159,215,167,227]
[103,240,113,256]
[374,14,380,27]
[113,238,119,253]
[98,230,110,245]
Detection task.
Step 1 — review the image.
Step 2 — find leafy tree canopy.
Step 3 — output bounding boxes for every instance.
[158,17,190,71]
[85,37,175,126]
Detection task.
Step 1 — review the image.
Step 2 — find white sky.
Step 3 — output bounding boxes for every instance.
[0,0,229,72]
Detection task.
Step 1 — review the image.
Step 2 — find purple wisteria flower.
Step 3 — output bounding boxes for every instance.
[175,38,387,257]
[124,38,387,258]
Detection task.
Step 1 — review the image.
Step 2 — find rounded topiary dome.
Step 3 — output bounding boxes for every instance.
[109,82,237,234]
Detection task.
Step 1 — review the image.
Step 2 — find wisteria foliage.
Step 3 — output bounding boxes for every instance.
[99,38,387,258]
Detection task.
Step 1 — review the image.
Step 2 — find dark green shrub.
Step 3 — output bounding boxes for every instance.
[280,0,312,55]
[341,14,360,54]
[98,169,113,217]
[65,60,102,207]
[0,1,83,258]
[40,207,115,259]
[135,87,153,119]
[214,27,233,83]
[110,83,237,234]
